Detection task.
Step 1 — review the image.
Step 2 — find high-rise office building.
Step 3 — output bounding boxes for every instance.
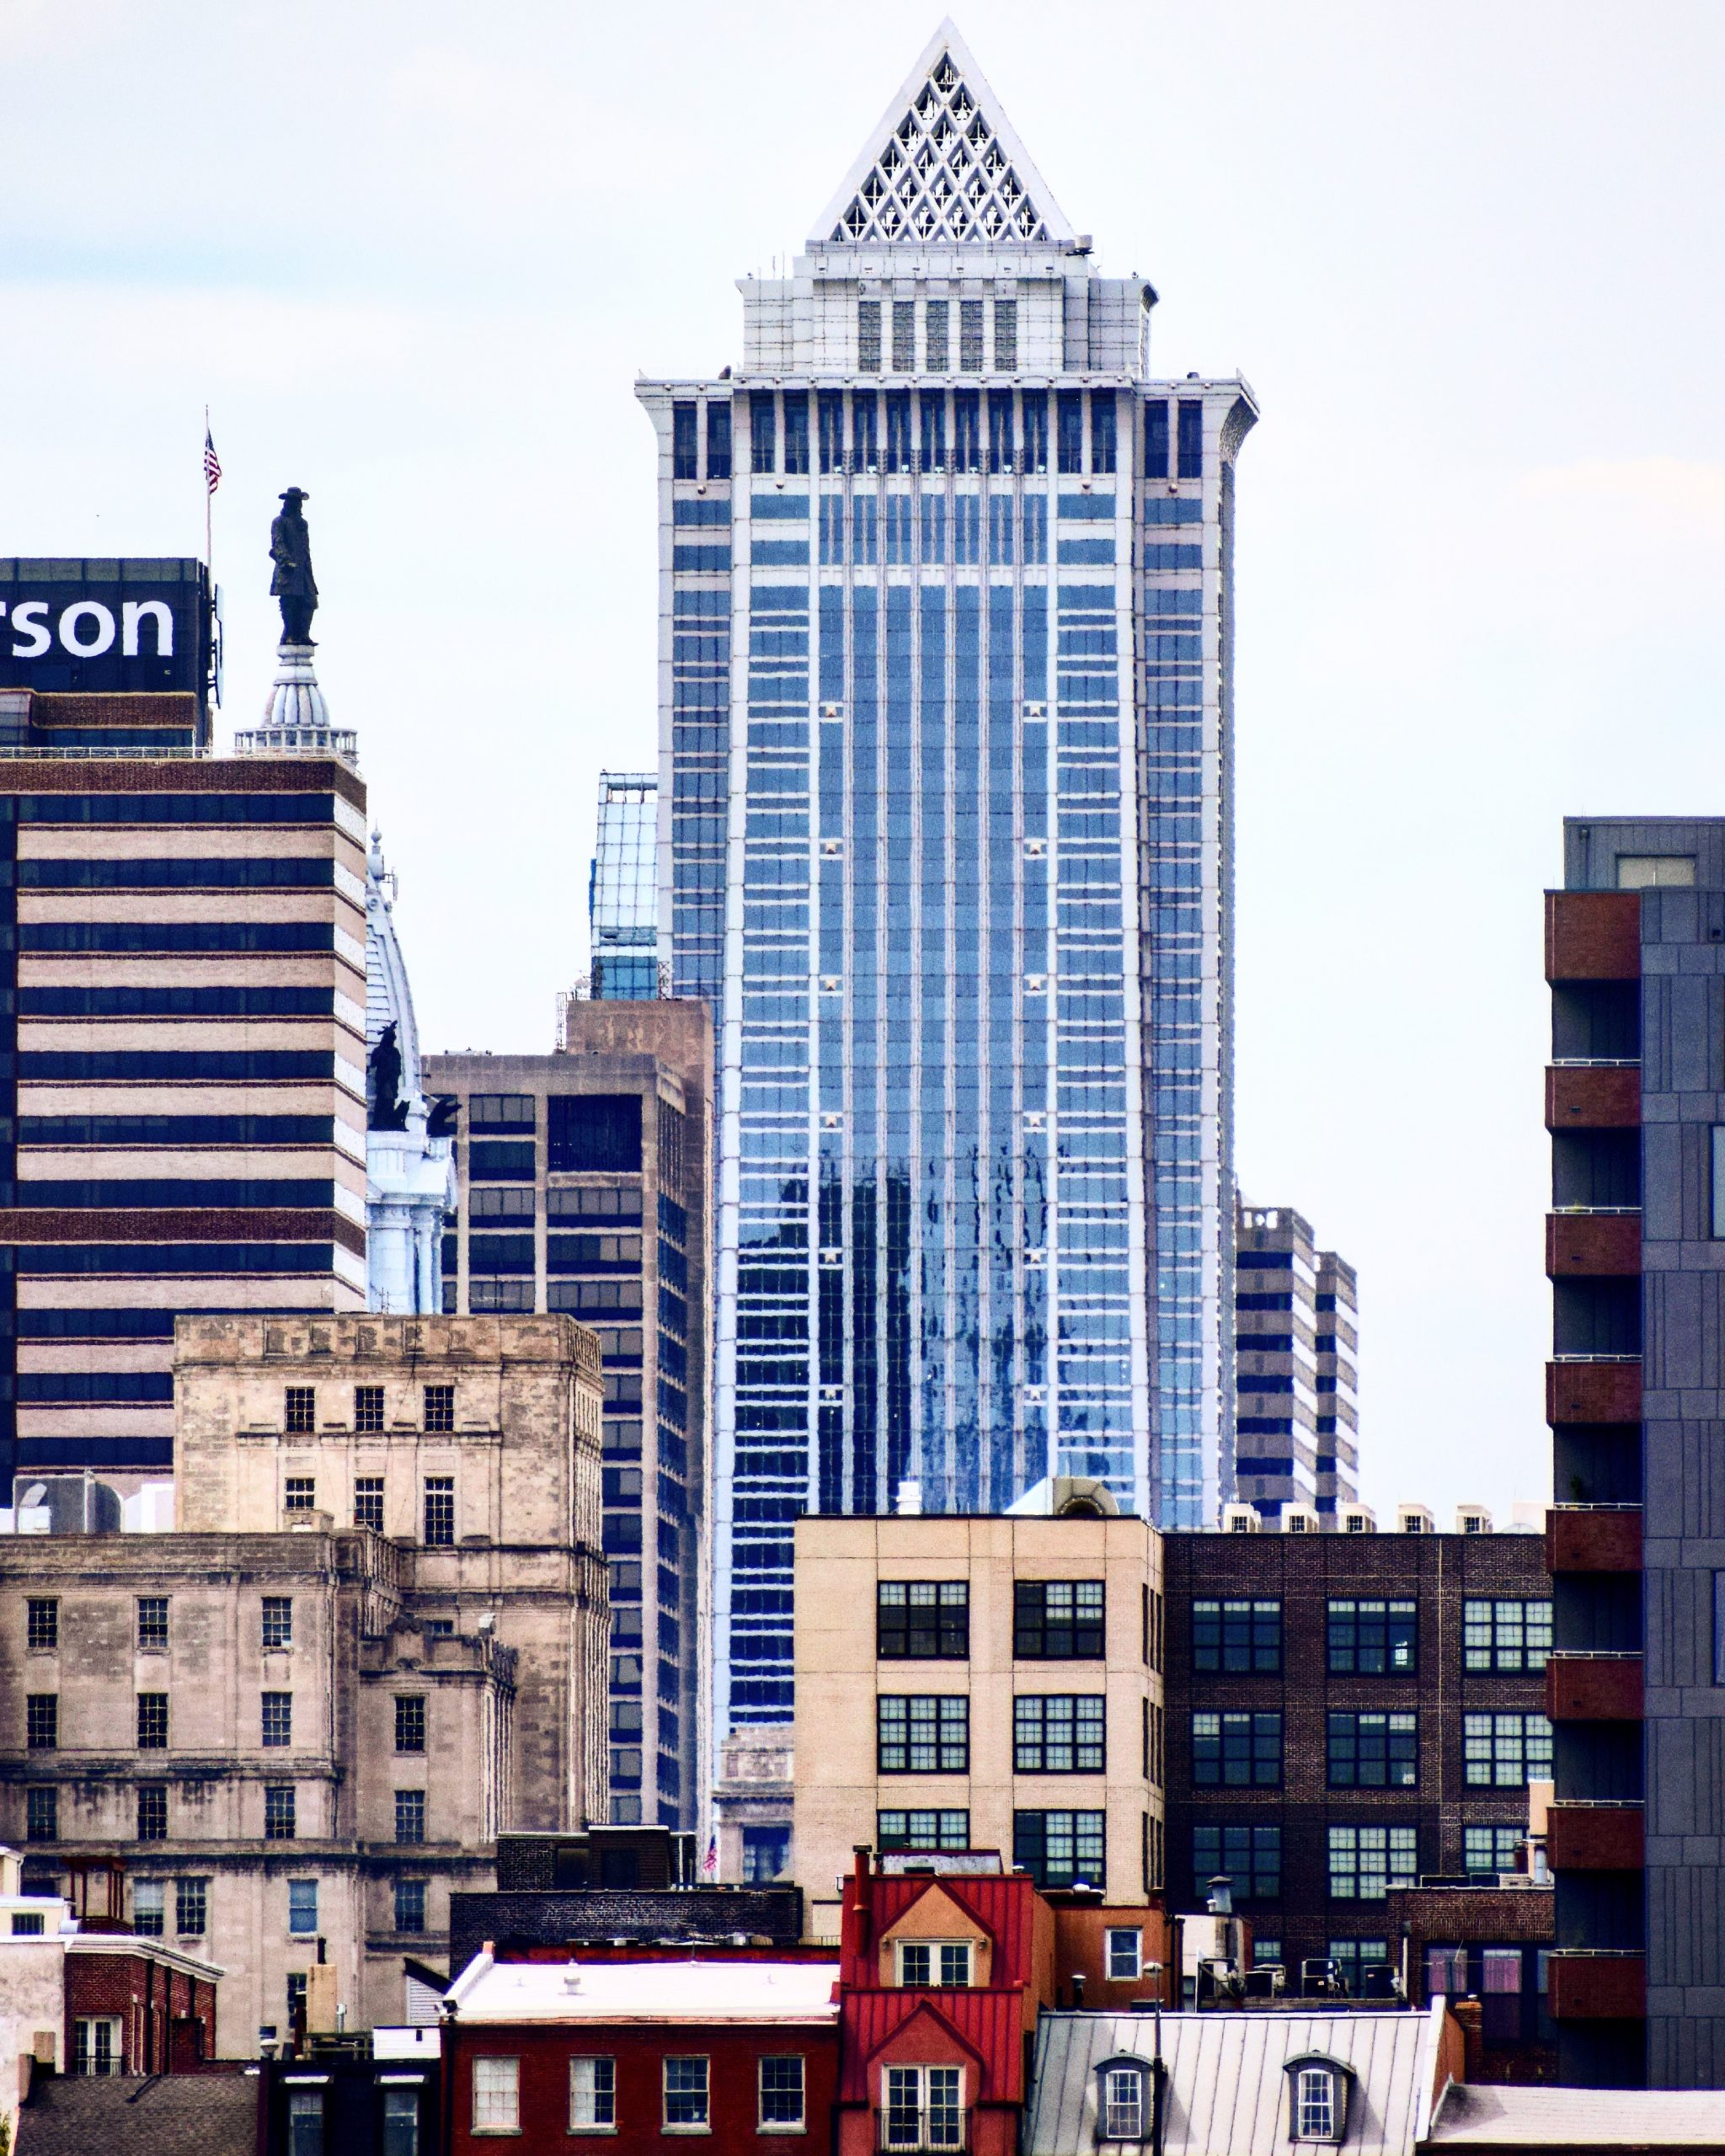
[638,25,1256,1732]
[1542,822,1725,2089]
[589,771,660,1001]
[1234,1200,1359,1520]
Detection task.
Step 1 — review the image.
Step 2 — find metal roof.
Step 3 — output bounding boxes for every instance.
[1427,2082,1725,2148]
[446,1952,838,2025]
[1023,2005,1447,2156]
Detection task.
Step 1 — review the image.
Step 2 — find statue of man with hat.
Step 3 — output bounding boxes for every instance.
[270,487,318,645]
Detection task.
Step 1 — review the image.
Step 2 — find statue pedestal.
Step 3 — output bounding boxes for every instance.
[231,641,358,769]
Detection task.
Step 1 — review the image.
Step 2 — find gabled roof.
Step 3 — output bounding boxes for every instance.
[810,18,1076,249]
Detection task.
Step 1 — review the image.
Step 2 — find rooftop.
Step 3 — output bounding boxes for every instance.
[446,1953,839,2025]
[1427,2084,1725,2148]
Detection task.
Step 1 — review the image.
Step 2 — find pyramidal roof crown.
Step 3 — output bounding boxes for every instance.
[811,18,1076,251]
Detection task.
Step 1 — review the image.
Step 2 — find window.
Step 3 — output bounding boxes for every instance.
[1465,1824,1525,1879]
[263,1692,293,1748]
[878,1809,969,1852]
[743,1824,790,1881]
[760,2055,805,2130]
[1327,1712,1418,1789]
[136,1597,168,1652]
[285,1476,316,1513]
[1464,1712,1553,1786]
[1192,1710,1281,1787]
[1463,1600,1553,1673]
[992,301,1017,370]
[1145,399,1170,478]
[396,1789,426,1844]
[355,1385,385,1433]
[423,1476,455,1546]
[1716,1572,1725,1684]
[1327,1825,1418,1900]
[1617,854,1696,888]
[1091,395,1117,474]
[1295,2067,1337,2141]
[1193,1823,1280,1902]
[27,1598,57,1651]
[857,300,883,373]
[1014,1579,1105,1658]
[1102,2065,1146,2140]
[394,1876,427,1934]
[1327,1599,1417,1675]
[878,1694,968,1772]
[137,1692,168,1749]
[1191,1598,1281,1673]
[285,1386,317,1433]
[1057,390,1084,473]
[1177,399,1204,478]
[891,302,916,372]
[672,401,698,479]
[1427,1944,1470,1998]
[176,1876,208,1935]
[133,1880,165,1935]
[473,2057,520,2133]
[571,2057,616,2131]
[355,1476,385,1532]
[288,1878,318,1935]
[136,1782,168,1841]
[750,392,777,473]
[1015,1694,1107,1772]
[264,1785,296,1839]
[26,1786,57,1841]
[26,1694,56,1748]
[1013,1809,1105,1891]
[396,1695,427,1752]
[706,401,731,480]
[883,2066,962,2150]
[382,2086,419,2156]
[263,1597,293,1650]
[899,1940,971,1988]
[663,2056,709,2129]
[423,1385,455,1433]
[74,2017,121,2076]
[11,1912,43,1936]
[1106,1928,1142,1980]
[877,1581,969,1657]
[959,299,984,374]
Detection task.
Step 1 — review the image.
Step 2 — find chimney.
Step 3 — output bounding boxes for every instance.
[1450,1999,1483,2083]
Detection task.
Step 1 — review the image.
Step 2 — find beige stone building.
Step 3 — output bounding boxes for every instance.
[793,1484,1166,1932]
[0,1313,606,2048]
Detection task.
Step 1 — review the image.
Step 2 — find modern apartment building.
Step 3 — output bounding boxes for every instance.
[424,999,712,1832]
[1542,821,1725,2089]
[589,771,660,1001]
[639,24,1257,1744]
[1234,1201,1359,1520]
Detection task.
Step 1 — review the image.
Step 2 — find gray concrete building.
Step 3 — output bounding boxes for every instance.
[1234,1201,1359,1522]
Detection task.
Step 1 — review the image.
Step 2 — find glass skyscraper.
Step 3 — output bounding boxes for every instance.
[640,25,1256,1729]
[589,771,660,999]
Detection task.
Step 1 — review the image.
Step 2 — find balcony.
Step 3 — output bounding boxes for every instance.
[1546,1358,1642,1425]
[1546,1504,1642,1574]
[1546,1211,1641,1278]
[1546,892,1642,983]
[1546,1064,1641,1130]
[877,2113,969,2153]
[1546,1950,1646,2021]
[1546,1652,1643,1722]
[1546,1801,1645,1871]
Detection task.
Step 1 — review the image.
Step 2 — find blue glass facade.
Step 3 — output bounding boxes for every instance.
[589,771,660,1000]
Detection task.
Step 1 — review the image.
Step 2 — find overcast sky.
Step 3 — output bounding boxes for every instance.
[3,0,1722,1524]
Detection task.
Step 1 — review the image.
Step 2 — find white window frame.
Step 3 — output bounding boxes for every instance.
[882,2065,964,2150]
[1105,1927,1142,1981]
[758,2053,806,2133]
[73,2017,121,2076]
[896,1938,973,1988]
[1103,2065,1146,2139]
[1295,2067,1337,2140]
[663,2054,711,2132]
[569,2054,616,2132]
[472,2056,520,2135]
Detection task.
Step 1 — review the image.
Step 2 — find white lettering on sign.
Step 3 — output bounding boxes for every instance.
[58,602,116,658]
[121,601,173,658]
[9,603,50,659]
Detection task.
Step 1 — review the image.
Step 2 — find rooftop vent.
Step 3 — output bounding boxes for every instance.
[1221,1503,1261,1534]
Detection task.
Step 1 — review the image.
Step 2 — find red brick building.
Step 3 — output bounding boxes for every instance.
[63,1935,220,2073]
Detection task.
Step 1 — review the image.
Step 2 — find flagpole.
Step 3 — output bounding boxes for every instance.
[203,405,213,579]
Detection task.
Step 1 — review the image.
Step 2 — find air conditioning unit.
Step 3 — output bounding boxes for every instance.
[1338,1504,1376,1536]
[1281,1504,1321,1536]
[1397,1503,1435,1536]
[1455,1505,1492,1536]
[1221,1503,1261,1534]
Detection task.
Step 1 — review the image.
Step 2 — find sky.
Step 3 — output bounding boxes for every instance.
[3,0,1722,1524]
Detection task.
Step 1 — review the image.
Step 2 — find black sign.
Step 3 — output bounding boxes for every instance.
[0,558,213,701]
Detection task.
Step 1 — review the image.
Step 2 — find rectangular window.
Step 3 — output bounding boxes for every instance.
[884,390,914,472]
[288,1878,318,1935]
[355,1476,385,1532]
[1191,1710,1281,1787]
[394,1876,427,1934]
[853,396,879,472]
[132,1880,165,1936]
[959,299,984,372]
[899,1940,971,1988]
[1056,389,1084,474]
[176,1876,208,1935]
[1091,393,1117,474]
[1191,1598,1281,1673]
[672,402,698,480]
[953,494,980,564]
[422,1385,455,1433]
[1327,1824,1418,1900]
[285,1385,316,1434]
[1103,2067,1145,2141]
[1023,396,1048,473]
[705,402,731,481]
[1106,1927,1142,1980]
[396,1696,428,1753]
[664,2056,709,2129]
[26,1694,56,1749]
[783,397,810,476]
[988,494,1014,565]
[1464,1824,1525,1879]
[1014,1579,1105,1658]
[136,1783,168,1841]
[1014,1694,1106,1773]
[382,2086,419,2156]
[884,2066,962,2152]
[26,1598,57,1651]
[1463,1712,1554,1787]
[1328,1939,1390,1997]
[1327,1711,1418,1789]
[1463,1599,1553,1673]
[137,1692,168,1749]
[10,1913,43,1937]
[818,390,844,473]
[264,1785,296,1840]
[986,389,1014,473]
[1327,1598,1418,1674]
[858,300,883,373]
[878,1694,969,1772]
[1145,398,1170,477]
[891,301,916,372]
[852,493,879,563]
[1012,1808,1106,1891]
[1177,398,1204,478]
[26,1786,57,1842]
[877,1808,969,1852]
[1192,1822,1280,1901]
[137,1596,168,1652]
[571,2057,617,2131]
[760,2054,804,2129]
[262,1692,293,1748]
[473,2057,520,2133]
[263,1597,294,1651]
[924,298,950,371]
[750,392,777,474]
[992,299,1017,370]
[1716,1572,1725,1684]
[423,1476,455,1546]
[1296,2068,1334,2140]
[1618,854,1696,888]
[878,1581,969,1658]
[953,390,980,473]
[354,1385,385,1433]
[396,1789,427,1844]
[921,394,946,472]
[285,1476,316,1513]
[73,2017,121,2077]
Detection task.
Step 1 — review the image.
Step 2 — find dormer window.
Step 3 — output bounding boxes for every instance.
[1103,2067,1146,2140]
[1284,2056,1354,2146]
[898,1940,971,1988]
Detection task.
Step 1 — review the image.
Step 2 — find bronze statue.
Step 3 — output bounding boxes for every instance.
[270,487,318,644]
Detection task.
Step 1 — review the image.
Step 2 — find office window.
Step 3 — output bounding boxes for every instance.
[26,1598,57,1651]
[571,2056,617,2131]
[1464,1824,1525,1879]
[1463,1599,1553,1673]
[26,1694,56,1749]
[890,299,916,371]
[355,1385,385,1433]
[285,1385,316,1433]
[396,1789,426,1844]
[1327,1599,1417,1674]
[705,401,731,480]
[1177,398,1204,478]
[132,1880,164,1935]
[1014,1694,1106,1773]
[136,1693,168,1749]
[73,2017,121,2077]
[423,1385,455,1433]
[1192,1710,1281,1787]
[783,397,810,476]
[1145,399,1170,478]
[1464,1712,1553,1787]
[137,1597,168,1652]
[878,1580,969,1657]
[664,2057,709,2129]
[1014,1579,1105,1658]
[1617,854,1696,888]
[878,1694,969,1773]
[1091,394,1117,473]
[884,2066,962,2151]
[355,1476,385,1532]
[1327,1824,1418,1900]
[264,1785,296,1840]
[26,1786,57,1842]
[992,299,1017,369]
[857,299,883,373]
[1012,1809,1105,1891]
[1192,1822,1280,1901]
[1327,1711,1418,1789]
[1191,1598,1281,1673]
[288,1878,318,1936]
[878,1809,969,1852]
[1106,1927,1142,1980]
[672,401,698,480]
[743,1824,790,1882]
[750,392,777,473]
[285,1476,316,1513]
[473,2057,520,2133]
[176,1876,208,1935]
[262,1597,293,1651]
[394,1876,427,1934]
[423,1476,455,1546]
[1057,389,1084,473]
[760,2055,804,2129]
[262,1692,293,1748]
[922,297,950,371]
[136,1782,168,1841]
[397,1696,427,1752]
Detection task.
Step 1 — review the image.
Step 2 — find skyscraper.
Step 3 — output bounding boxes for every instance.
[1234,1200,1359,1522]
[639,24,1256,1731]
[589,771,660,1001]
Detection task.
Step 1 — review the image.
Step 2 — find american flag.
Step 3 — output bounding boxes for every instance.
[203,426,222,496]
[702,1836,717,1876]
